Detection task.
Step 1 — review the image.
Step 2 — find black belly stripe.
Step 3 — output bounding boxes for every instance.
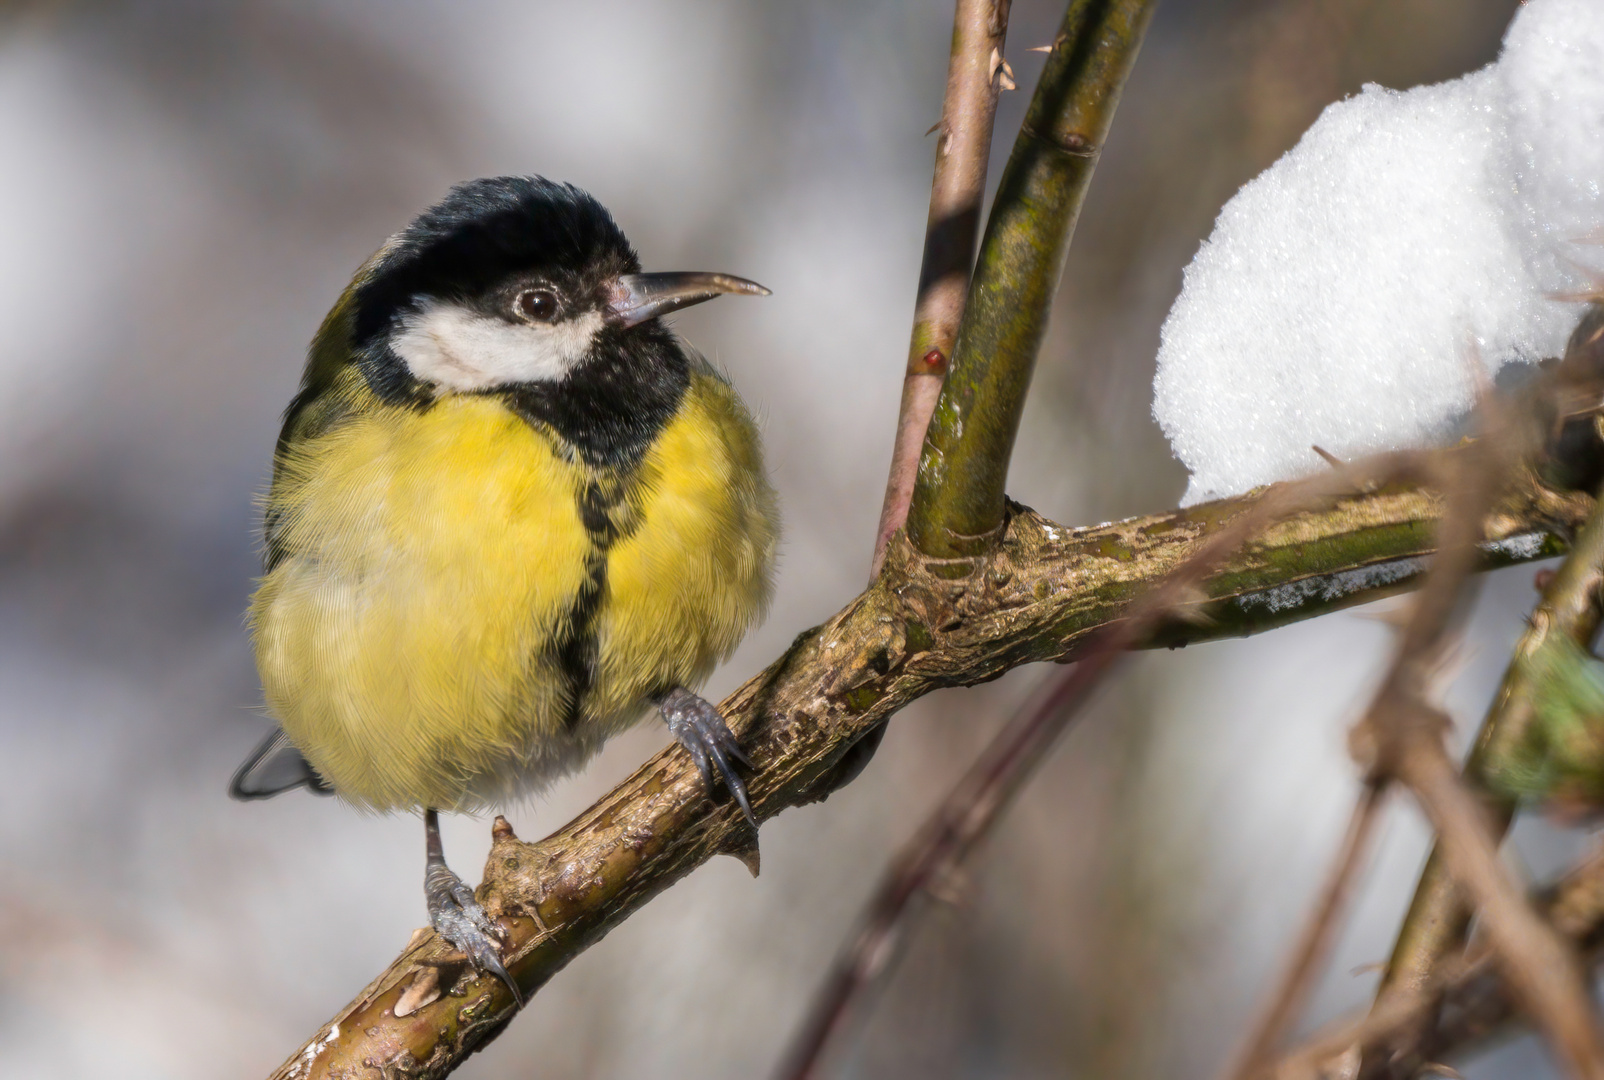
[549,479,634,731]
[551,553,608,731]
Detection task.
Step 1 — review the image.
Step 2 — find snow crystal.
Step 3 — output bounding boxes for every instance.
[1153,0,1604,506]
[1480,531,1550,562]
[1236,557,1425,616]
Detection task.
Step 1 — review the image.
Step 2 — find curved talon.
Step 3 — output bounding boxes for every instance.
[657,686,758,830]
[423,810,524,1008]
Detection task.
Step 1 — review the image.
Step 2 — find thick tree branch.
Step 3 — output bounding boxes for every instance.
[269,445,1593,1080]
[907,0,1159,559]
[872,0,1013,577]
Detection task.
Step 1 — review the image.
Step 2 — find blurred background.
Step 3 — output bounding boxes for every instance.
[0,0,1580,1077]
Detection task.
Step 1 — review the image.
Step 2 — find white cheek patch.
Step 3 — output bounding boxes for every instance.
[390,298,604,391]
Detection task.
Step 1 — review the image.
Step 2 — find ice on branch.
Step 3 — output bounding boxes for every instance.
[1152,0,1604,507]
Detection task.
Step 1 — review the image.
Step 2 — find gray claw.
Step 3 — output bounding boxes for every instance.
[424,840,523,1008]
[657,686,758,830]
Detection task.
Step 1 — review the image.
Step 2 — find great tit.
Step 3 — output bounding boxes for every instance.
[229,176,778,998]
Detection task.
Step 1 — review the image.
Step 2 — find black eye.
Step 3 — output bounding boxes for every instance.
[515,288,559,323]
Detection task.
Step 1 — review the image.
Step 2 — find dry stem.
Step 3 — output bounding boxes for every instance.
[1396,736,1604,1078]
[1364,306,1604,1075]
[1266,843,1604,1078]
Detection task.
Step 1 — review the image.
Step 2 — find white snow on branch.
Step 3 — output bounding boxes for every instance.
[1153,0,1604,507]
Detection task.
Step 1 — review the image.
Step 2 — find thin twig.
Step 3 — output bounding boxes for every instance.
[1266,953,1481,1080]
[1225,781,1389,1080]
[1264,841,1604,1078]
[871,0,1012,578]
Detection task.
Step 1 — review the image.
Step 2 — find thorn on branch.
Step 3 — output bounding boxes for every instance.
[989,48,1016,91]
[1312,444,1345,468]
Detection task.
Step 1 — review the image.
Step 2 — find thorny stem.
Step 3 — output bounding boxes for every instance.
[907,0,1159,560]
[871,0,1013,578]
[1224,782,1388,1080]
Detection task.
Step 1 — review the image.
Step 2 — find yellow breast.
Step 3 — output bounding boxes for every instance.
[251,369,776,812]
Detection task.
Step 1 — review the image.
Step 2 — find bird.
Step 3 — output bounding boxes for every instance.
[228,176,779,1002]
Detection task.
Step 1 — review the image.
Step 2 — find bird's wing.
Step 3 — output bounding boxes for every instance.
[229,728,335,800]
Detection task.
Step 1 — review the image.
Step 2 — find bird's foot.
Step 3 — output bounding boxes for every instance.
[658,686,756,830]
[424,811,522,1007]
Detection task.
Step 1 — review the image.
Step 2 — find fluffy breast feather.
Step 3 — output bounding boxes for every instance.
[592,370,779,717]
[251,368,777,813]
[252,394,594,811]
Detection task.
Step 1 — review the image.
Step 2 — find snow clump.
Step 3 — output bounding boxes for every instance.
[1152,0,1604,506]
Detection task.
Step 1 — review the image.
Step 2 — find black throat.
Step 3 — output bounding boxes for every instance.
[497,322,689,470]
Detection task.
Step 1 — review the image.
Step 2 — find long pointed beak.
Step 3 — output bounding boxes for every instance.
[605,271,770,328]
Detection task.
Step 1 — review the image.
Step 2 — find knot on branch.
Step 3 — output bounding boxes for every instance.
[881,500,1051,633]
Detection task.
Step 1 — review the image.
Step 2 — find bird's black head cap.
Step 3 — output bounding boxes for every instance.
[352,176,640,354]
[295,176,764,469]
[341,177,694,467]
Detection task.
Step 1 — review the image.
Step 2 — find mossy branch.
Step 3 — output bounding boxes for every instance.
[267,444,1594,1080]
[907,0,1159,559]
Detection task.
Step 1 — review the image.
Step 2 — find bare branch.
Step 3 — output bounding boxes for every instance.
[1365,492,1604,1074]
[1265,843,1604,1078]
[871,0,1013,578]
[783,452,1457,1080]
[1338,372,1604,1077]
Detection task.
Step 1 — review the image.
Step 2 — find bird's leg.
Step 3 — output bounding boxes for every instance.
[423,808,523,1007]
[656,686,756,829]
